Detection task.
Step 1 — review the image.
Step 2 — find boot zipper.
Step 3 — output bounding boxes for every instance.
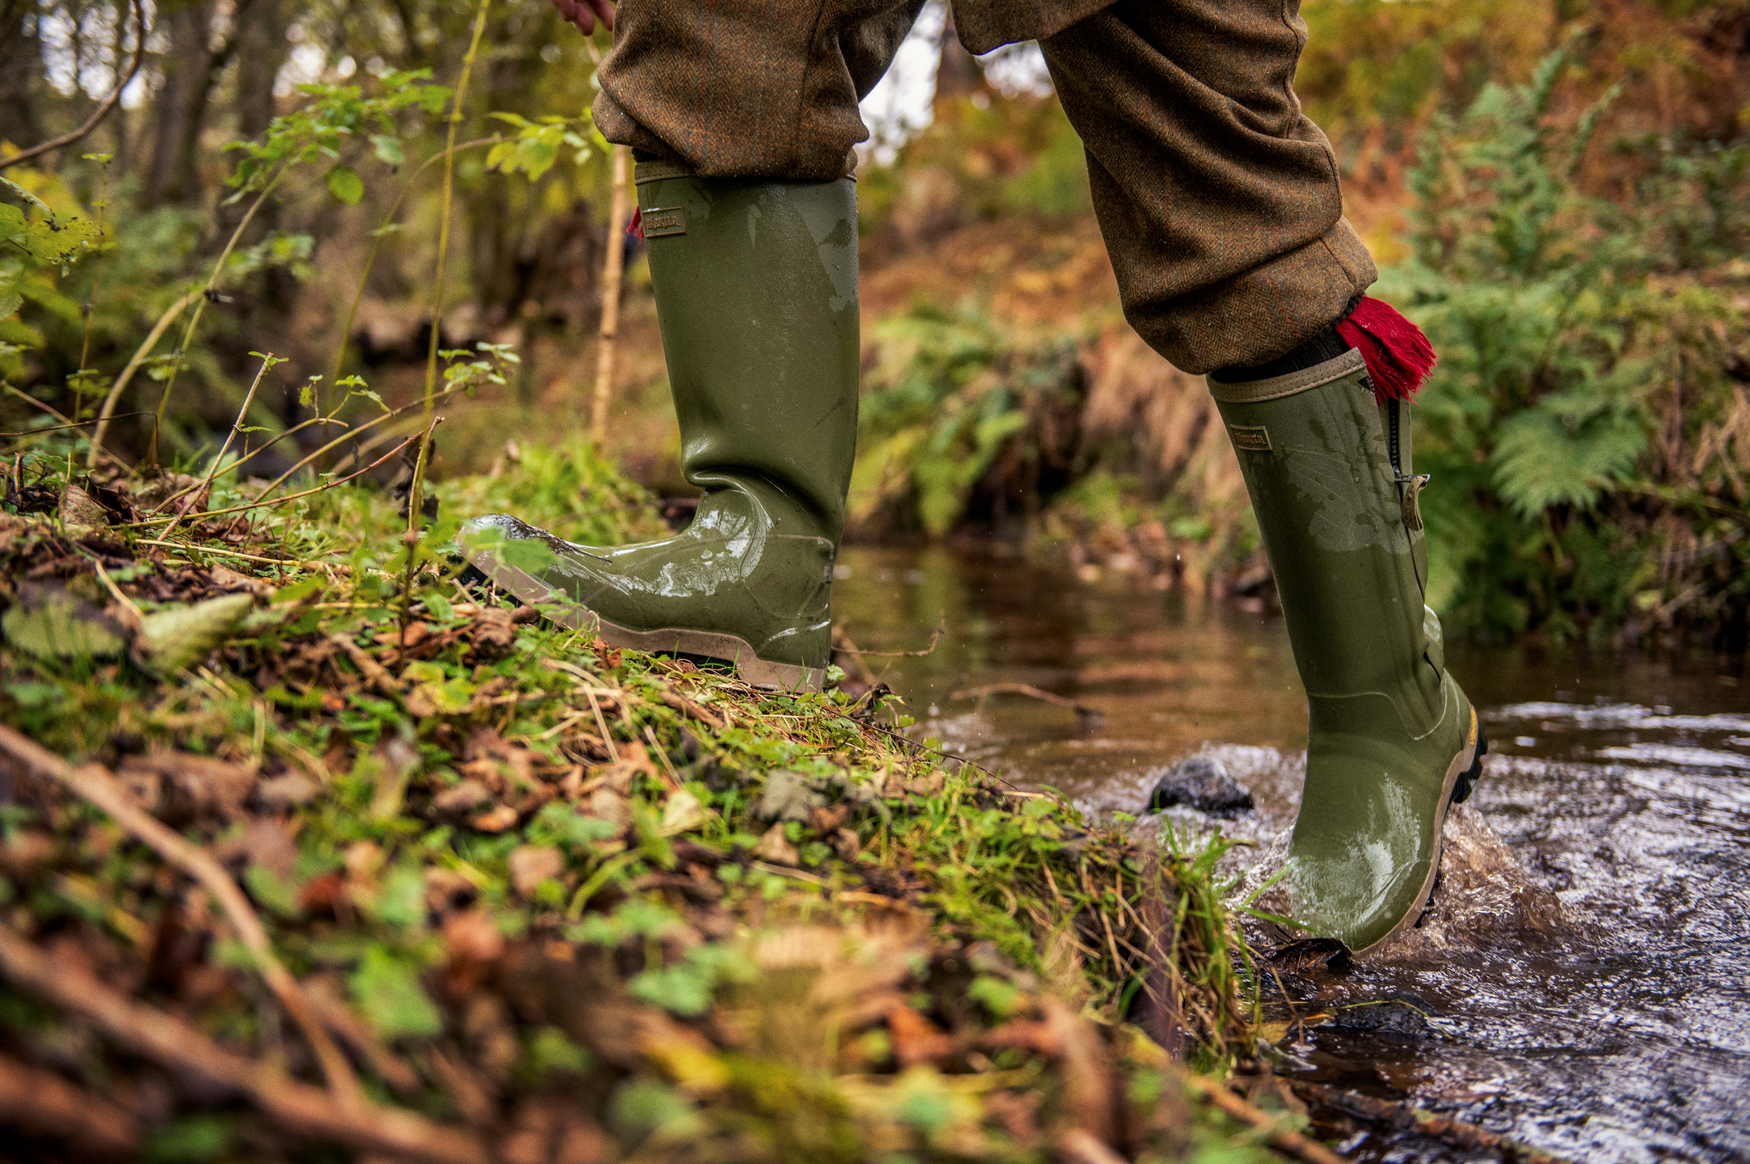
[1386,398,1431,533]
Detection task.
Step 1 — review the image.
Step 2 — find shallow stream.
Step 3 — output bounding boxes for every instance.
[832,544,1750,1164]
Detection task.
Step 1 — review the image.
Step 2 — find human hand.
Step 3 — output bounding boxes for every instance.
[551,0,614,35]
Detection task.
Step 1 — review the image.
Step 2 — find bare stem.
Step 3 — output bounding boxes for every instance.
[591,144,631,445]
[409,0,494,536]
[154,353,275,536]
[146,167,287,467]
[88,287,201,469]
[120,430,424,531]
[253,382,469,504]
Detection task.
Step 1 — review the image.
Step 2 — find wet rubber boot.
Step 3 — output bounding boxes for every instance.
[459,171,859,691]
[1210,347,1484,954]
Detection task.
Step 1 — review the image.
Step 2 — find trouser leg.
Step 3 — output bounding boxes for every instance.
[592,0,926,180]
[1039,0,1377,374]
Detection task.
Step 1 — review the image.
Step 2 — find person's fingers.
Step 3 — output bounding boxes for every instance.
[550,0,611,35]
[551,0,591,34]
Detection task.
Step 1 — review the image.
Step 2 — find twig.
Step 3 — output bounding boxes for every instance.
[2,411,149,438]
[660,689,727,730]
[829,623,879,687]
[254,382,468,503]
[1293,1081,1568,1164]
[120,430,423,530]
[410,0,493,532]
[0,0,149,172]
[590,143,630,444]
[137,539,353,575]
[0,727,362,1108]
[1183,1074,1347,1164]
[147,166,289,466]
[838,614,947,657]
[0,1049,139,1154]
[156,352,275,534]
[0,924,487,1163]
[3,381,73,425]
[951,682,1100,721]
[331,633,402,700]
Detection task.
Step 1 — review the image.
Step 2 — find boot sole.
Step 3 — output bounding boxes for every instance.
[1351,701,1483,957]
[463,553,827,693]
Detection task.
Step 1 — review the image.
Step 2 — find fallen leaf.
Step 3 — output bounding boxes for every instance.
[118,751,254,823]
[135,592,254,673]
[431,779,493,814]
[471,803,520,833]
[509,845,564,898]
[445,908,506,965]
[59,484,109,530]
[756,770,827,822]
[885,1003,955,1067]
[753,823,799,866]
[660,788,705,835]
[2,585,127,660]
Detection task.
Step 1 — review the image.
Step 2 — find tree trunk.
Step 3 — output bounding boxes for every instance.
[0,0,44,152]
[144,0,219,207]
[233,0,290,144]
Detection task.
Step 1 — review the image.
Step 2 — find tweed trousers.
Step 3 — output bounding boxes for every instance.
[592,0,1376,374]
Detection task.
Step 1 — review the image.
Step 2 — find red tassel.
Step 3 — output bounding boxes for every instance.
[1334,296,1437,403]
[627,207,643,241]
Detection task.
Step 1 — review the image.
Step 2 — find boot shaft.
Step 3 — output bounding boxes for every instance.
[637,171,861,543]
[1210,351,1447,728]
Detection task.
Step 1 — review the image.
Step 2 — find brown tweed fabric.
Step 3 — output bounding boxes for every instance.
[1040,0,1376,372]
[593,0,1375,372]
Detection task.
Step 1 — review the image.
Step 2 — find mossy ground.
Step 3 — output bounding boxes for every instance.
[0,433,1311,1163]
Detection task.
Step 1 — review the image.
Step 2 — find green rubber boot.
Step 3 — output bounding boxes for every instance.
[459,170,860,691]
[1211,349,1484,954]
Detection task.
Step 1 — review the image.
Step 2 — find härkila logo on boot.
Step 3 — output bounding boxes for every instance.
[1228,424,1271,452]
[642,207,687,237]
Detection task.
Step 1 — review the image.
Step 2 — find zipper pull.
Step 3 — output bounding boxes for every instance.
[1397,472,1431,531]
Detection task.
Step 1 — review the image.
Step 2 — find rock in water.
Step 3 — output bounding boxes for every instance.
[1147,755,1254,816]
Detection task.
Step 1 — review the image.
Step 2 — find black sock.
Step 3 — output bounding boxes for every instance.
[1209,295,1362,384]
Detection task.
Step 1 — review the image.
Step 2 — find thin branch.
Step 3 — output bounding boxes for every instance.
[120,428,422,531]
[155,352,275,535]
[254,382,468,504]
[0,0,149,172]
[326,136,501,409]
[147,166,288,465]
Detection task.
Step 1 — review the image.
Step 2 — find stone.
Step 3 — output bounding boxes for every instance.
[1146,755,1253,816]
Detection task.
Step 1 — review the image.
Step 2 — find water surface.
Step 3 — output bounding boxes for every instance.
[832,544,1750,1164]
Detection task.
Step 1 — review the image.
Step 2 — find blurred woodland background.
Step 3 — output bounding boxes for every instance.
[3,0,1749,647]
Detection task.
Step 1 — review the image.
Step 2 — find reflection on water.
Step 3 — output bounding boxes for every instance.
[832,544,1750,1164]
